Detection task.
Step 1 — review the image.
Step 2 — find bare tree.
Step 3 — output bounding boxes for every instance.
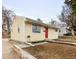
[37,18,43,22]
[50,19,56,25]
[2,6,15,33]
[59,0,76,40]
[65,0,76,40]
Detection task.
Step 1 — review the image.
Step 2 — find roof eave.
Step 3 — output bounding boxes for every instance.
[25,18,58,30]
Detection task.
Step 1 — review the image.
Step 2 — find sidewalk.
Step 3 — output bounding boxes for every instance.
[2,38,21,59]
[45,39,76,45]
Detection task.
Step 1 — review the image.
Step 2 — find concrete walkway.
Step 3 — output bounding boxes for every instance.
[45,39,76,45]
[2,38,21,59]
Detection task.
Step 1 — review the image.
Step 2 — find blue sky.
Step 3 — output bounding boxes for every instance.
[3,0,64,23]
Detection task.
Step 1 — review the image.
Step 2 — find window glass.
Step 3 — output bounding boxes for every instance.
[32,25,41,33]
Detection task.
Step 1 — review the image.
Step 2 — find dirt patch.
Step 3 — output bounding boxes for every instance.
[23,43,76,59]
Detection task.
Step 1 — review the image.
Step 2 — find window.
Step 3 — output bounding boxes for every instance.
[18,27,20,33]
[59,30,61,32]
[32,25,41,33]
[55,29,58,32]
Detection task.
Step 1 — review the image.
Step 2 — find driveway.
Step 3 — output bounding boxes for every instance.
[2,38,21,59]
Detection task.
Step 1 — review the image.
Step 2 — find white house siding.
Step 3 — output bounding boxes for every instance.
[11,16,58,42]
[48,28,58,39]
[11,16,26,42]
[25,23,58,42]
[25,23,45,42]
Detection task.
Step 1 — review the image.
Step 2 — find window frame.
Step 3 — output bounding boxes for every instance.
[32,25,41,33]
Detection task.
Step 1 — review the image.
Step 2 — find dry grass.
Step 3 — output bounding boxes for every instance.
[23,43,76,59]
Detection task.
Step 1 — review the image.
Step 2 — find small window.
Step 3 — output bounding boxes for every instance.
[18,27,20,33]
[32,25,41,33]
[59,30,61,32]
[55,29,58,32]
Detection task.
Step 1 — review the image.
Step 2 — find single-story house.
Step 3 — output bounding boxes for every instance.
[11,16,58,42]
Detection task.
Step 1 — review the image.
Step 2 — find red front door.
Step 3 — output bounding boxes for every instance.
[45,27,48,38]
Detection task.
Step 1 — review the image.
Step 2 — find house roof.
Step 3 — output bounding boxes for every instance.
[13,16,58,30]
[25,17,58,30]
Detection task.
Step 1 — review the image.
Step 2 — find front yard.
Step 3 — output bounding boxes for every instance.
[23,42,76,59]
[2,37,76,59]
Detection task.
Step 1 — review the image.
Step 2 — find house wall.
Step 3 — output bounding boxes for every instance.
[11,16,26,42]
[25,23,45,42]
[48,28,58,39]
[25,23,58,42]
[11,16,58,42]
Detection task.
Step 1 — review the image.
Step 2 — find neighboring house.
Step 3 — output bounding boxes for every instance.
[11,16,58,42]
[58,23,69,36]
[58,27,68,36]
[49,20,68,36]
